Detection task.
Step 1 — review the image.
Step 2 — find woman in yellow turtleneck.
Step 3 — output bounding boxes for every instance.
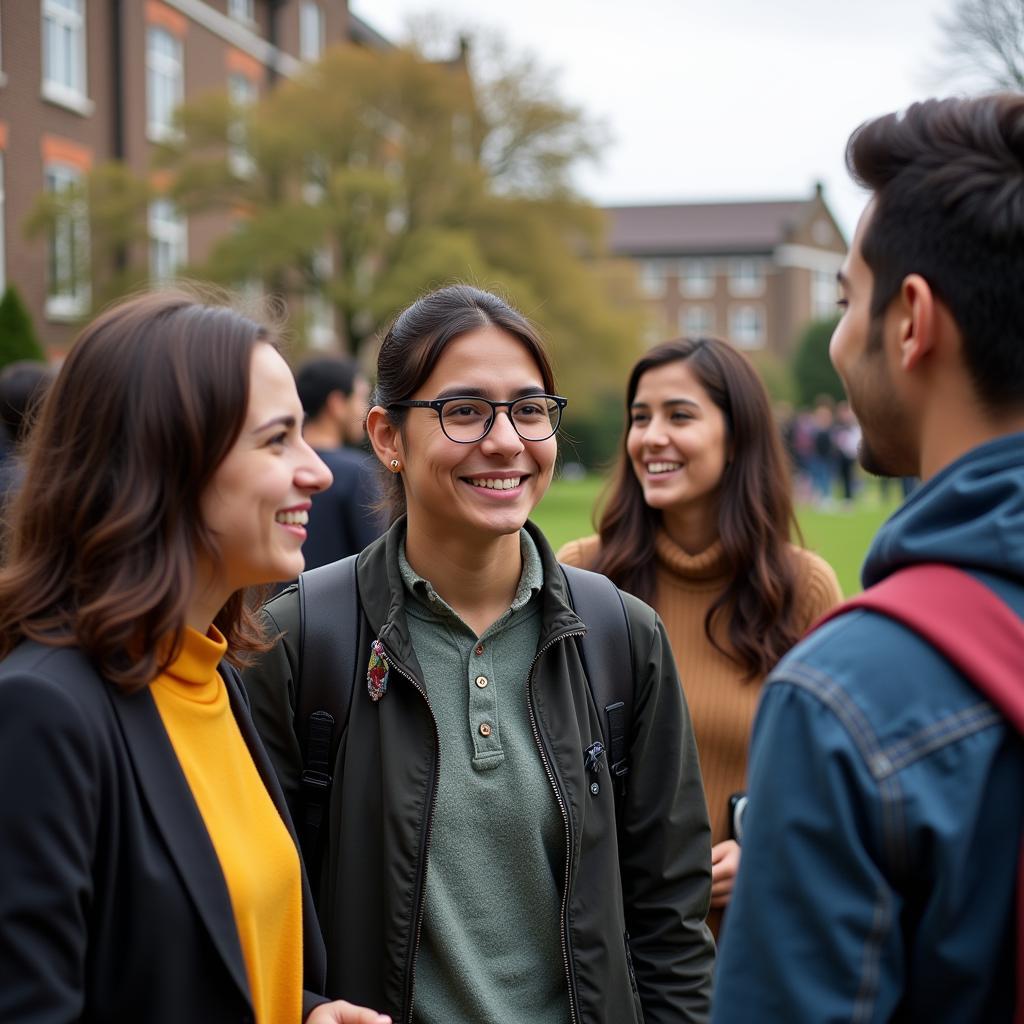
[0,292,390,1024]
[559,338,842,937]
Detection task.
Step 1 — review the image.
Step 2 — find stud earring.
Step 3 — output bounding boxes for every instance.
[390,459,401,472]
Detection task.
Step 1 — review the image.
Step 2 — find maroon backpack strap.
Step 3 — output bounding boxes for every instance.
[812,563,1024,731]
[811,562,1024,1023]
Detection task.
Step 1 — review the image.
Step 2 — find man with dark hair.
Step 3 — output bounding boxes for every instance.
[295,357,383,569]
[714,94,1024,1022]
[0,360,55,505]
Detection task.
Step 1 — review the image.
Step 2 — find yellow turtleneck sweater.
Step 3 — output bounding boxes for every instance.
[558,533,842,930]
[150,626,303,1024]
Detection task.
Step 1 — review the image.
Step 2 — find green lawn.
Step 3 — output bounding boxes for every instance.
[533,475,903,596]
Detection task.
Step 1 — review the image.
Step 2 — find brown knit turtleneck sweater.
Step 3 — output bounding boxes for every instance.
[558,532,843,930]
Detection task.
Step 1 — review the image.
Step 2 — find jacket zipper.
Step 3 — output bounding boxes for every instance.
[380,641,441,1024]
[526,627,586,1024]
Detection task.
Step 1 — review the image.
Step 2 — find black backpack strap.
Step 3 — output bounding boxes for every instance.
[295,553,360,882]
[561,564,635,799]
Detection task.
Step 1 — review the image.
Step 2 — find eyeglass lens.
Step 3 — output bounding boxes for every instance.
[440,397,561,442]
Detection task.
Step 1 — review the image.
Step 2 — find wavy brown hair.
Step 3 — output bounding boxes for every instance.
[0,290,278,692]
[591,337,802,679]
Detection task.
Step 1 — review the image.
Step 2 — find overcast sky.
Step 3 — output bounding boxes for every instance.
[350,0,964,241]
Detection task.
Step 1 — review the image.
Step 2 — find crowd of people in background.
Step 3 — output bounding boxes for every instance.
[0,91,1022,1024]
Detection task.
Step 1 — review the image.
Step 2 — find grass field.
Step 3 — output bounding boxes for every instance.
[533,475,903,596]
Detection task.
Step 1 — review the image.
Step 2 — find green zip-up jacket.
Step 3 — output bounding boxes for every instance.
[242,521,715,1024]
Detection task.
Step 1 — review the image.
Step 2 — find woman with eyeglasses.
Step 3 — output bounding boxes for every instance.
[243,285,715,1024]
[559,337,843,936]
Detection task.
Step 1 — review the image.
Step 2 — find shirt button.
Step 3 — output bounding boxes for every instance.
[475,675,488,688]
[475,644,484,656]
[479,722,492,737]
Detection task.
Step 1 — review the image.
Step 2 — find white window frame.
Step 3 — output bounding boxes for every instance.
[228,0,256,25]
[42,0,92,115]
[299,2,325,62]
[148,199,187,283]
[812,268,838,320]
[728,258,765,297]
[680,304,714,336]
[228,72,258,177]
[146,27,184,143]
[638,259,667,298]
[729,304,765,349]
[44,162,90,320]
[679,258,714,297]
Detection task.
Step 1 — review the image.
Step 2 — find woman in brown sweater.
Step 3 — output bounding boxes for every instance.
[559,337,842,935]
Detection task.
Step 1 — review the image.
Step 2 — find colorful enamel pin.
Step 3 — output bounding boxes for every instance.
[367,639,390,702]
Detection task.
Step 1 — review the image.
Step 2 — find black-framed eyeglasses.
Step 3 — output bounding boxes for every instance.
[388,394,568,444]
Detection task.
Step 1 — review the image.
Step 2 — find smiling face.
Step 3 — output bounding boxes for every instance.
[375,325,557,544]
[626,358,729,530]
[199,343,333,599]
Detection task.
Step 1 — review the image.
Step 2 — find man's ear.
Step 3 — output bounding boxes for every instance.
[366,405,403,467]
[896,273,936,372]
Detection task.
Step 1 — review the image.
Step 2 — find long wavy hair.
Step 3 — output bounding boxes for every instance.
[0,290,277,692]
[591,337,802,678]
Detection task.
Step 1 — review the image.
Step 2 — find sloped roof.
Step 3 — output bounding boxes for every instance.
[604,198,813,256]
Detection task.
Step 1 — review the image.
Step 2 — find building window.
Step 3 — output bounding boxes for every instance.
[680,304,714,336]
[148,199,187,283]
[44,163,90,320]
[729,304,765,349]
[729,258,764,296]
[147,27,183,142]
[300,2,325,62]
[228,0,255,24]
[812,269,838,320]
[228,73,258,177]
[42,0,89,111]
[679,258,714,297]
[639,259,667,298]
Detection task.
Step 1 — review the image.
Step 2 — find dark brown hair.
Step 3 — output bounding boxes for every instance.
[373,284,557,523]
[591,337,802,678]
[848,93,1024,407]
[0,290,277,691]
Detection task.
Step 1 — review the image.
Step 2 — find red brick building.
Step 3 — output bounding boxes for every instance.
[0,0,387,354]
[604,185,847,357]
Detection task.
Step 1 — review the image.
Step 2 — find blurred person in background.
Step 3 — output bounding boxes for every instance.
[244,285,715,1023]
[296,357,384,569]
[0,360,55,508]
[714,93,1024,1022]
[559,336,842,937]
[0,292,389,1024]
[832,400,862,505]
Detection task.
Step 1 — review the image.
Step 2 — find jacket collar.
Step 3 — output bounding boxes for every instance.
[355,517,586,664]
[107,663,326,1008]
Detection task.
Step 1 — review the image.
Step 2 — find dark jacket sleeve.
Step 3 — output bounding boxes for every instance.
[240,590,306,824]
[0,673,98,1021]
[620,595,715,1022]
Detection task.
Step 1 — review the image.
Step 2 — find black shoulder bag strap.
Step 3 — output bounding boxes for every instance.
[561,564,635,805]
[296,553,360,882]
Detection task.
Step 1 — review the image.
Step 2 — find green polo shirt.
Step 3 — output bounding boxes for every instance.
[399,531,569,1024]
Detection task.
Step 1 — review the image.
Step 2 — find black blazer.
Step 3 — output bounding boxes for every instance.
[0,640,328,1023]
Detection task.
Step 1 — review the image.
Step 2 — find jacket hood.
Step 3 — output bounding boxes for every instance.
[862,432,1024,588]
